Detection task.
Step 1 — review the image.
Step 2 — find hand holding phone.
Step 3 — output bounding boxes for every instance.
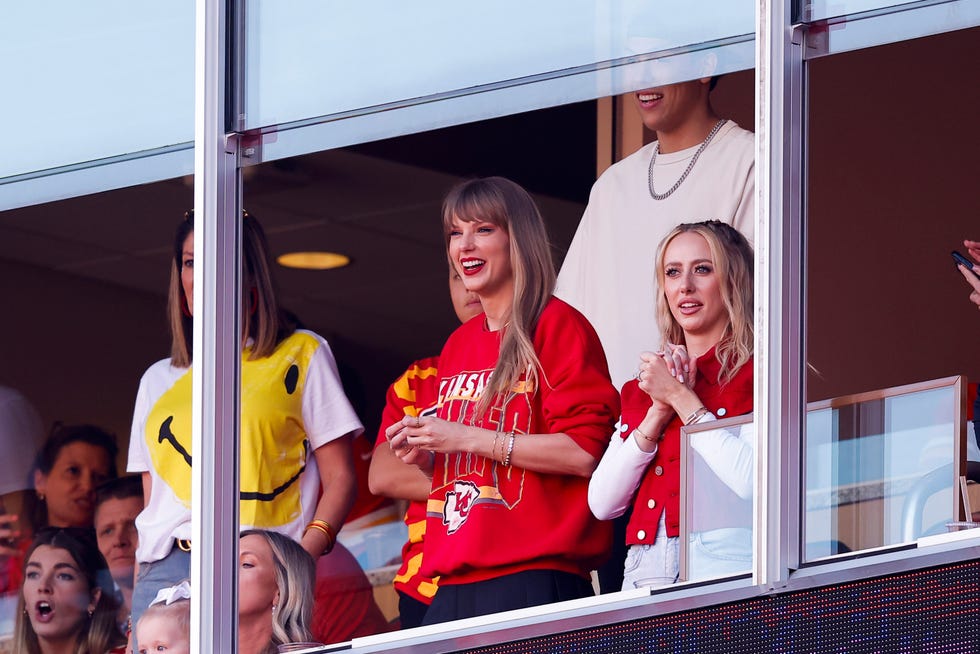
[952,250,980,280]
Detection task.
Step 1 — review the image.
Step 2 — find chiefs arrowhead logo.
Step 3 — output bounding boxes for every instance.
[443,480,480,534]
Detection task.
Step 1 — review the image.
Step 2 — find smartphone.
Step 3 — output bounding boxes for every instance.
[952,250,980,280]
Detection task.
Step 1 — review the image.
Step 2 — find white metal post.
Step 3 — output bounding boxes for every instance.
[192,0,241,650]
[755,0,806,589]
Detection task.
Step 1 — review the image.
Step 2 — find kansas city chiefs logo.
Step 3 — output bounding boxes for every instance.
[443,481,480,534]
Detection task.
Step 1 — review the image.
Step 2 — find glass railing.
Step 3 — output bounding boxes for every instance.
[804,376,969,561]
[680,414,755,582]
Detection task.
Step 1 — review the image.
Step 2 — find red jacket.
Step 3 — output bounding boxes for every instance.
[619,348,753,545]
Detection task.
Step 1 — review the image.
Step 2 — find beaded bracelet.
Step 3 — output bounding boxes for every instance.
[503,432,516,467]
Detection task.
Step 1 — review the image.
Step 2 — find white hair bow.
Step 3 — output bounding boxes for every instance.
[150,580,192,606]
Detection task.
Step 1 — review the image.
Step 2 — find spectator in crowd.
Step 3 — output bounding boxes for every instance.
[127,210,362,630]
[238,530,316,654]
[368,270,483,628]
[29,424,118,533]
[93,477,143,636]
[556,75,754,391]
[388,177,619,624]
[0,386,44,625]
[134,581,189,654]
[589,221,755,589]
[556,73,754,592]
[13,527,126,654]
[956,239,980,309]
[955,239,980,445]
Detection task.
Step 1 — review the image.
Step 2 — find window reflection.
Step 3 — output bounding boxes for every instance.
[804,380,967,560]
[681,415,755,583]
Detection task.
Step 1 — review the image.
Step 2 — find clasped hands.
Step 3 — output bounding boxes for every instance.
[637,343,697,408]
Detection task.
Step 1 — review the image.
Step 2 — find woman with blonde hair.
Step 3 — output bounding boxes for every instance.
[128,210,362,630]
[14,527,127,654]
[589,220,755,590]
[238,530,316,654]
[388,176,620,624]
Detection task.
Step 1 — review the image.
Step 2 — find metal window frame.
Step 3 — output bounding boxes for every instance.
[183,1,980,652]
[190,0,242,651]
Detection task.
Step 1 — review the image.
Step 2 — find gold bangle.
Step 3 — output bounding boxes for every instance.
[684,406,709,426]
[308,519,336,541]
[493,431,503,463]
[304,519,336,554]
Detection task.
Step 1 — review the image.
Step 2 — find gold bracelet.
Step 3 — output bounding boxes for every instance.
[684,406,709,425]
[493,431,504,463]
[304,519,336,554]
[633,427,659,443]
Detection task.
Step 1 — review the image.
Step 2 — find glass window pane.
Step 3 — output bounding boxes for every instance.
[804,27,980,562]
[681,416,754,582]
[0,3,194,181]
[804,381,965,560]
[244,0,753,130]
[803,0,920,22]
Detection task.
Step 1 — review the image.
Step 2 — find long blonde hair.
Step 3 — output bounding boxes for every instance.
[655,220,754,385]
[239,530,315,652]
[441,177,556,422]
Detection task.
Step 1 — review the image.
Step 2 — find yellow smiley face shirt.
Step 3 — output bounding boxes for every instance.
[127,330,364,564]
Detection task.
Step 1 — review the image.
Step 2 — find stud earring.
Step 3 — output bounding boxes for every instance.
[37,492,45,501]
[271,604,277,614]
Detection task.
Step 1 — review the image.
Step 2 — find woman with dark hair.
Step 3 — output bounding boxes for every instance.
[589,220,755,589]
[3,424,117,620]
[13,527,126,654]
[29,424,118,533]
[127,210,362,629]
[387,177,619,624]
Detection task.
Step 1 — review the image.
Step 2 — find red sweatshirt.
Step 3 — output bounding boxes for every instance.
[423,298,619,584]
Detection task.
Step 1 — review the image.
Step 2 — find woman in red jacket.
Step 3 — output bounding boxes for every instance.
[387,177,619,624]
[589,220,754,590]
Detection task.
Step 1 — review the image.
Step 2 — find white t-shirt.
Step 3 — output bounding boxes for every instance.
[556,121,755,389]
[127,330,363,564]
[0,386,44,494]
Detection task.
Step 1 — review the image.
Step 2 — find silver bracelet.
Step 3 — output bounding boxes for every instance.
[684,406,709,425]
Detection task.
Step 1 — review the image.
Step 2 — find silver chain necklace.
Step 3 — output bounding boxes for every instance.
[647,119,727,201]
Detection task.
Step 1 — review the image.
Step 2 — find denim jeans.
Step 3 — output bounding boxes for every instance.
[621,516,679,590]
[688,527,752,581]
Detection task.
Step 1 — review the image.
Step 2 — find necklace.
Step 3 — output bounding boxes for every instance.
[485,316,511,332]
[647,119,727,200]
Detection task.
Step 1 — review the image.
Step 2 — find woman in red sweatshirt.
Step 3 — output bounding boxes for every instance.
[387,176,620,624]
